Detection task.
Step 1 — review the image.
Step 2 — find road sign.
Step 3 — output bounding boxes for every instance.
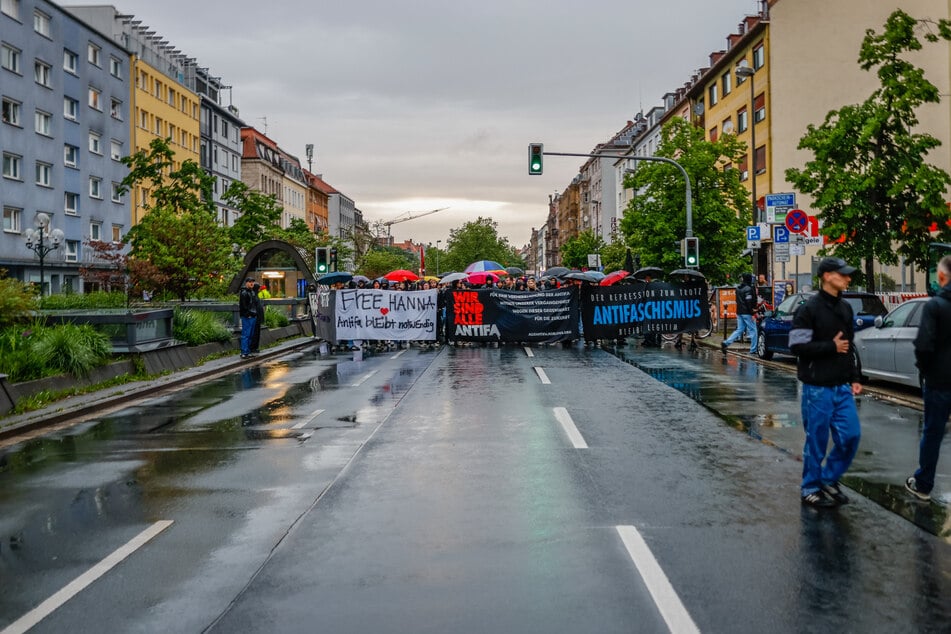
[790,243,806,256]
[786,209,809,233]
[766,193,796,224]
[747,240,761,249]
[746,226,761,241]
[774,243,790,262]
[773,226,790,243]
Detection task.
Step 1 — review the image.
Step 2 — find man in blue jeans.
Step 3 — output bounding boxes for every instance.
[722,273,758,353]
[238,277,258,359]
[789,257,863,508]
[905,255,951,501]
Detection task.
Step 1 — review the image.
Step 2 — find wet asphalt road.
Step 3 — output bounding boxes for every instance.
[0,341,949,633]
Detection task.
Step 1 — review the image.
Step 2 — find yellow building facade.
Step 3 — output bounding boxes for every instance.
[129,57,201,225]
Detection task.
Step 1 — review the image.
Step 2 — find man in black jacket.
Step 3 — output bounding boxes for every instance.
[905,255,951,501]
[721,273,758,353]
[789,257,863,508]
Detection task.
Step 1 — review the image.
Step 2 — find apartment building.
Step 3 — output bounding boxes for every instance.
[1,0,130,292]
[196,69,243,227]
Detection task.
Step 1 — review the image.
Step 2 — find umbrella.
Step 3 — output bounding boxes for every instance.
[586,271,606,281]
[317,271,353,286]
[563,271,600,284]
[542,266,570,278]
[466,272,500,285]
[384,269,420,282]
[633,266,663,281]
[422,275,440,282]
[505,266,525,276]
[464,260,506,273]
[439,272,468,284]
[599,270,631,286]
[353,274,371,284]
[668,268,706,281]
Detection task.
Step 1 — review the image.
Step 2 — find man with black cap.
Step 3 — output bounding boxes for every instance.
[238,277,258,359]
[789,257,863,508]
[721,272,758,353]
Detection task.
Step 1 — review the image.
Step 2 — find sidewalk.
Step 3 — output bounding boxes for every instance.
[0,336,319,443]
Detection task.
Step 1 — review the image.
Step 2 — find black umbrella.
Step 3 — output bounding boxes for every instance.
[633,266,663,281]
[317,271,353,286]
[563,271,600,283]
[542,266,570,278]
[505,266,525,276]
[668,268,706,281]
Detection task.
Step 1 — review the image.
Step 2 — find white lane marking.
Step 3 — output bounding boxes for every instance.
[391,350,406,359]
[292,408,325,429]
[534,366,551,385]
[2,520,174,634]
[552,407,588,449]
[524,347,535,357]
[351,370,378,387]
[615,525,700,634]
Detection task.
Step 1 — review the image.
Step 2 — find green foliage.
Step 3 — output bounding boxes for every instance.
[620,118,750,284]
[263,305,290,328]
[359,249,415,279]
[0,322,111,381]
[0,271,38,328]
[599,241,629,273]
[786,9,951,290]
[224,181,284,249]
[172,308,234,346]
[441,217,524,273]
[281,218,320,269]
[40,291,127,310]
[560,230,605,269]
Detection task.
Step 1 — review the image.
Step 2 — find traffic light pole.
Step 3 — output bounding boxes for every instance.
[542,151,694,239]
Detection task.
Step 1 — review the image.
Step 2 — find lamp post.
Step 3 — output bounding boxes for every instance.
[24,212,64,297]
[736,64,758,277]
[436,240,441,275]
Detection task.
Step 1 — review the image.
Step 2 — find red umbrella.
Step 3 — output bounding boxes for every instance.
[599,270,631,286]
[384,269,420,282]
[466,272,499,285]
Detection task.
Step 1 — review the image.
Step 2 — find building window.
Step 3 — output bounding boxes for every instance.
[708,83,718,106]
[63,49,77,74]
[221,119,229,138]
[65,191,79,214]
[64,96,78,120]
[88,86,101,110]
[90,221,101,241]
[737,107,748,133]
[110,97,121,120]
[721,71,732,96]
[110,139,122,161]
[33,10,51,37]
[65,240,78,262]
[34,59,51,87]
[111,182,121,203]
[35,161,52,187]
[89,176,102,199]
[89,131,101,154]
[1,43,21,73]
[154,117,162,136]
[168,87,176,106]
[709,126,718,143]
[112,225,121,242]
[109,56,121,78]
[754,145,766,175]
[739,154,749,182]
[87,43,100,67]
[34,109,51,135]
[139,109,147,129]
[2,152,21,179]
[3,205,21,233]
[64,144,79,167]
[753,43,765,69]
[1,0,19,20]
[721,117,733,135]
[754,92,766,123]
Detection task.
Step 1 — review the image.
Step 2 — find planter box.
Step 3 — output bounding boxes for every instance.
[42,309,176,353]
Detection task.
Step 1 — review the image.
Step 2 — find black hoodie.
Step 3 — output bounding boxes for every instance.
[914,284,951,388]
[789,288,861,386]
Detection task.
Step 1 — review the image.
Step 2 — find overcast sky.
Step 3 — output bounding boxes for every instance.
[104,0,760,247]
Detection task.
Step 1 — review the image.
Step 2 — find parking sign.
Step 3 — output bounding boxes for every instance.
[746,226,761,241]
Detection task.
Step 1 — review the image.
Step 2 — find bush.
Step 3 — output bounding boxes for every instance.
[0,272,38,328]
[173,308,233,346]
[0,322,111,381]
[263,306,290,328]
[40,291,127,310]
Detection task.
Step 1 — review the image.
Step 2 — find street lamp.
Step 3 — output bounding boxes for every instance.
[436,240,441,275]
[736,63,758,277]
[24,212,64,297]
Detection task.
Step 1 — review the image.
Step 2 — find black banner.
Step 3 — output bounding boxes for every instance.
[581,281,710,339]
[446,288,579,343]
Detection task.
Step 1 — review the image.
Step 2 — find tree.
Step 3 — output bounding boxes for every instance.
[359,249,415,279]
[0,269,37,327]
[441,217,524,273]
[786,10,951,291]
[620,118,751,283]
[224,181,284,250]
[280,218,320,270]
[121,138,234,300]
[560,230,605,269]
[599,240,629,273]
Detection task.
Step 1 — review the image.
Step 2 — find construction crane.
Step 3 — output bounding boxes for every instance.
[382,207,448,239]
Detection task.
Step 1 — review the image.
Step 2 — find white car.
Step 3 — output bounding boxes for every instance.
[853,297,929,389]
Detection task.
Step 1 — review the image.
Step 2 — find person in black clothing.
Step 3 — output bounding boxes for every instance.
[238,278,258,358]
[789,257,862,508]
[905,255,951,501]
[721,273,758,353]
[250,283,265,354]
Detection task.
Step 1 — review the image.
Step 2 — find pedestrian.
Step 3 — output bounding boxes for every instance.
[238,277,258,359]
[721,273,758,353]
[789,257,862,508]
[905,254,951,501]
[250,283,265,354]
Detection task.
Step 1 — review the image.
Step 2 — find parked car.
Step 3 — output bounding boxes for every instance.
[853,297,929,389]
[756,291,888,360]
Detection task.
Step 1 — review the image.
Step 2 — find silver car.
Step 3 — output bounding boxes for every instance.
[854,297,929,389]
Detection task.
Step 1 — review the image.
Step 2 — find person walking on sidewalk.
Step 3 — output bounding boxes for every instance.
[905,254,951,501]
[789,257,863,508]
[721,273,758,353]
[238,277,258,359]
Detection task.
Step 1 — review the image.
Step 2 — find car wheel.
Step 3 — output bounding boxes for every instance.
[756,330,773,360]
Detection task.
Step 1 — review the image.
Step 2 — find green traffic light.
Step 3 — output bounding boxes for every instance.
[528,143,543,175]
